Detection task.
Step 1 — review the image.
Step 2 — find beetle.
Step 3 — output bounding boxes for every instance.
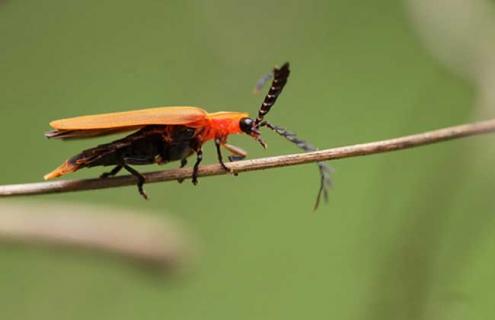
[44,63,332,208]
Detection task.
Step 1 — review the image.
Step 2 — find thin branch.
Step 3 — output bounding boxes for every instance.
[1,118,495,197]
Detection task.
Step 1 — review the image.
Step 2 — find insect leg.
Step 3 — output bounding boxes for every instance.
[100,165,123,178]
[223,143,247,162]
[214,138,232,173]
[177,158,188,184]
[180,158,188,168]
[123,164,148,200]
[192,149,203,185]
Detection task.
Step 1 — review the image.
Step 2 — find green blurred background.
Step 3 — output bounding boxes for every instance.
[1,0,495,319]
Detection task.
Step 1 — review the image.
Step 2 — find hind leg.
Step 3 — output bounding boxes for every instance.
[123,164,148,200]
[100,165,123,178]
[121,155,161,199]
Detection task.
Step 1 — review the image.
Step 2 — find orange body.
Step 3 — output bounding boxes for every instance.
[44,106,249,180]
[198,112,248,141]
[47,106,248,139]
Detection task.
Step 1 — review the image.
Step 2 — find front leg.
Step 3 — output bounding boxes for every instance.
[215,138,232,173]
[223,143,247,162]
[192,148,203,185]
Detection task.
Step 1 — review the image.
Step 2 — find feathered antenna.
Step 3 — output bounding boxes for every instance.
[260,121,333,210]
[253,62,332,209]
[254,63,290,127]
[253,72,273,95]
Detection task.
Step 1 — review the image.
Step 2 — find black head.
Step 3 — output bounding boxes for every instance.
[239,116,266,147]
[239,117,255,134]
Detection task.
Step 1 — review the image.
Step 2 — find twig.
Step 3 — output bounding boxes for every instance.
[1,118,495,197]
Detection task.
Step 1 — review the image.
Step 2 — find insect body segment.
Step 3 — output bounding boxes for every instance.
[45,62,332,208]
[44,125,197,178]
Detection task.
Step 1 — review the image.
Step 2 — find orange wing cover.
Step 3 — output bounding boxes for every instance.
[49,106,209,130]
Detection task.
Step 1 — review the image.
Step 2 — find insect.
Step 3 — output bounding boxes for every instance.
[44,63,332,208]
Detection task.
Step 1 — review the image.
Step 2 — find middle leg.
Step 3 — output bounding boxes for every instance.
[192,148,203,185]
[177,158,188,184]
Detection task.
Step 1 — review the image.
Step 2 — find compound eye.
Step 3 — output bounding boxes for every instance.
[239,117,254,134]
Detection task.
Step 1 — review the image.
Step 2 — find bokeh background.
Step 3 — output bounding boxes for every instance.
[1,0,495,319]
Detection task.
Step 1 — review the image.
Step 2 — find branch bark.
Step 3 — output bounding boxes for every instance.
[1,118,495,197]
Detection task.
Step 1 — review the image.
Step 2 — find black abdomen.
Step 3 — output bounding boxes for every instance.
[68,125,197,169]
